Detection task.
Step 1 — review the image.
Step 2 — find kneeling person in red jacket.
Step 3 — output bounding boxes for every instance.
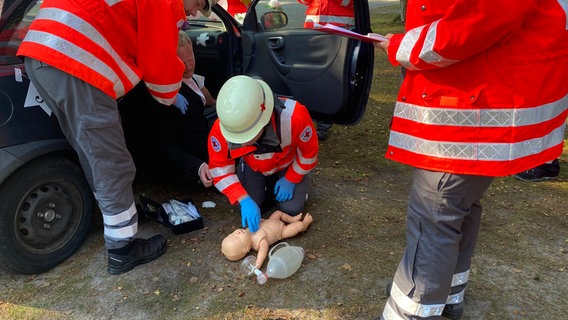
[208,76,319,232]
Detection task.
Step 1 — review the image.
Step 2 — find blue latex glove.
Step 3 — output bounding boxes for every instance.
[173,93,188,115]
[274,176,295,202]
[239,196,260,232]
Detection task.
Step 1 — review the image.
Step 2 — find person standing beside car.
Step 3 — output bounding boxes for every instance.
[208,75,319,233]
[373,1,568,319]
[17,0,218,275]
[297,0,354,141]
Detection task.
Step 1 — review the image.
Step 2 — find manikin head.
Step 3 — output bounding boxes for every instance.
[221,228,253,261]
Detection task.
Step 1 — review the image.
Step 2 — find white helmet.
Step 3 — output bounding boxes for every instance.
[216,75,274,144]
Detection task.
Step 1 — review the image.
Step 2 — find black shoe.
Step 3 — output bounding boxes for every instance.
[442,301,464,320]
[513,159,560,181]
[385,282,463,319]
[317,129,329,141]
[107,235,167,275]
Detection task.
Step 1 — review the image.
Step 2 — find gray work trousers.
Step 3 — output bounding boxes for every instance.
[383,169,494,319]
[25,58,138,249]
[236,159,311,216]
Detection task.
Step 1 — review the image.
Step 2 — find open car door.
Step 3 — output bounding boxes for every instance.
[188,0,374,126]
[240,0,374,125]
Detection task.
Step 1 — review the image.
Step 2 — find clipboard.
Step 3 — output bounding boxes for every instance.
[313,23,387,43]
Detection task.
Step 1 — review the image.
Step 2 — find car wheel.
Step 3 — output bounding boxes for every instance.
[0,156,94,274]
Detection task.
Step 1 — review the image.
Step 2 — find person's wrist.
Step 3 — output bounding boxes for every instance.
[198,162,206,176]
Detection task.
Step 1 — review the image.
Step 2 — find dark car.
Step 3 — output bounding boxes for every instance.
[0,0,374,274]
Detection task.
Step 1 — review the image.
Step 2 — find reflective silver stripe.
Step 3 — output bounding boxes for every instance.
[292,159,311,175]
[253,152,276,160]
[104,224,137,239]
[446,289,465,304]
[340,0,351,6]
[306,14,355,25]
[280,99,296,147]
[215,174,239,191]
[390,123,566,161]
[382,299,407,320]
[102,202,136,226]
[451,270,470,287]
[35,8,139,94]
[105,0,122,6]
[296,148,318,165]
[419,20,458,67]
[210,164,235,178]
[25,30,126,97]
[558,0,568,29]
[262,161,292,176]
[397,26,424,70]
[145,81,182,97]
[390,281,445,317]
[394,94,568,127]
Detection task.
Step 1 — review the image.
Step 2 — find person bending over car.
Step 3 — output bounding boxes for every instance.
[17,0,218,275]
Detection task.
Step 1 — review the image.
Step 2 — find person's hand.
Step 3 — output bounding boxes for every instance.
[274,176,295,202]
[198,163,213,187]
[239,196,260,232]
[370,33,392,52]
[173,93,188,114]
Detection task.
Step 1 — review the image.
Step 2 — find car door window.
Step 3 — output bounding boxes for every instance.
[0,0,39,65]
[242,0,372,125]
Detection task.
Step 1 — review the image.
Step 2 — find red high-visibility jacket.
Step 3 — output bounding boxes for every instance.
[226,0,248,16]
[17,0,186,104]
[208,97,319,204]
[298,0,354,28]
[385,0,568,176]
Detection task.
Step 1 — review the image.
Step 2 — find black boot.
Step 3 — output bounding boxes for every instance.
[107,234,167,275]
[442,302,464,320]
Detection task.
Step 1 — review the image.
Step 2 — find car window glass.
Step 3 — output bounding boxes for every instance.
[0,0,39,65]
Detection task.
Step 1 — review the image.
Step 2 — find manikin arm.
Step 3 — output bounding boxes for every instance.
[255,237,269,268]
[271,210,303,224]
[280,213,313,239]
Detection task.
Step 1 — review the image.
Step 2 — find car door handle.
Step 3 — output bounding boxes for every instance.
[266,37,290,75]
[267,37,285,50]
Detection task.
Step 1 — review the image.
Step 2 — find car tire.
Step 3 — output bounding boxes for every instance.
[0,156,94,274]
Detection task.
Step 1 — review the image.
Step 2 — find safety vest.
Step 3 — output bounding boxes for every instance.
[17,0,186,104]
[384,0,568,177]
[298,0,354,28]
[208,97,319,204]
[225,0,248,16]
